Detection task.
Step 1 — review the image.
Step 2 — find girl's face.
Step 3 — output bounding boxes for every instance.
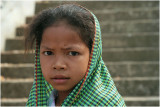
[40,23,90,92]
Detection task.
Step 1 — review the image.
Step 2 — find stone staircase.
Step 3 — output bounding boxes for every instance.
[1,1,159,106]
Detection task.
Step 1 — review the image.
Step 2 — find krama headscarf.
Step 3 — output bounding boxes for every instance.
[26,4,126,106]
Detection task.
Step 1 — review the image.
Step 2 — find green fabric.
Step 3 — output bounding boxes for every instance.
[26,9,126,106]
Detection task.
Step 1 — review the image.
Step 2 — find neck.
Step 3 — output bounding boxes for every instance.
[55,90,71,106]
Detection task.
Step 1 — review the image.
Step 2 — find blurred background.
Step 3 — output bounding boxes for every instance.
[1,1,159,106]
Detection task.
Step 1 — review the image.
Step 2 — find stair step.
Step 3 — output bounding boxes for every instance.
[101,19,158,33]
[1,96,159,106]
[5,37,25,51]
[124,96,159,106]
[1,77,159,98]
[104,32,159,37]
[1,79,33,98]
[1,48,158,63]
[1,63,34,79]
[102,48,158,62]
[106,61,159,77]
[1,98,27,106]
[1,50,34,63]
[26,8,158,24]
[102,35,158,48]
[1,61,158,79]
[114,77,159,96]
[95,8,158,21]
[5,34,158,51]
[26,16,33,24]
[15,19,158,36]
[16,25,27,37]
[35,1,158,14]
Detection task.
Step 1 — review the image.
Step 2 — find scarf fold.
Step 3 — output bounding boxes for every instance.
[26,8,126,106]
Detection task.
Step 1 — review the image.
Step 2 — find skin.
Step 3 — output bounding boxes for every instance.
[40,22,90,106]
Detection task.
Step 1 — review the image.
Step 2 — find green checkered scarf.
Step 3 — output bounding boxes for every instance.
[26,10,126,106]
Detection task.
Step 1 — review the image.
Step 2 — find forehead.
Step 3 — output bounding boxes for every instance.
[41,24,85,47]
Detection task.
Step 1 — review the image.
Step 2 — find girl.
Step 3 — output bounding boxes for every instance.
[25,4,126,106]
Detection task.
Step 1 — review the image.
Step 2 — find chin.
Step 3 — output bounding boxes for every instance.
[53,86,75,92]
[53,86,70,91]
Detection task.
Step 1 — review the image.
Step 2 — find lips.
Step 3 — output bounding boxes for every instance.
[51,75,70,84]
[53,75,70,79]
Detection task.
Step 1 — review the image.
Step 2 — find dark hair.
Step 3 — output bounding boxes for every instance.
[25,4,95,53]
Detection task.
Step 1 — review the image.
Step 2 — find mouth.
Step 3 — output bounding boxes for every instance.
[51,75,70,84]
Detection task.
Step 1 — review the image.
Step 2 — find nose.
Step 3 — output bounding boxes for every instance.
[52,56,67,71]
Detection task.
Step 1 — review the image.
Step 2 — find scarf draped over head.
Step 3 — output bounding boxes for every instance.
[26,5,126,106]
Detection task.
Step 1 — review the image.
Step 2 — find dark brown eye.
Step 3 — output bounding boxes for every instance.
[68,51,79,56]
[44,51,53,56]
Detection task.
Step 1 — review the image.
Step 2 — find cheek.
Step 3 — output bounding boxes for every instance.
[71,62,88,85]
[40,55,51,80]
[40,54,51,68]
[71,55,90,80]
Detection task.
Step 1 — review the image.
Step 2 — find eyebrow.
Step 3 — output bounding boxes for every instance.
[41,45,82,50]
[41,46,54,50]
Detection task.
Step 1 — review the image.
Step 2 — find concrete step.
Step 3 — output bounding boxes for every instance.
[26,16,33,24]
[35,1,158,14]
[100,19,158,33]
[102,35,159,48]
[1,48,158,63]
[124,96,159,106]
[1,77,159,98]
[113,77,159,96]
[102,48,158,62]
[1,98,27,106]
[102,35,158,48]
[15,19,158,36]
[16,25,27,37]
[1,79,33,98]
[5,37,25,51]
[106,61,159,77]
[1,61,159,79]
[5,34,159,51]
[1,50,34,63]
[26,8,158,24]
[95,8,158,22]
[1,63,34,79]
[1,96,159,106]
